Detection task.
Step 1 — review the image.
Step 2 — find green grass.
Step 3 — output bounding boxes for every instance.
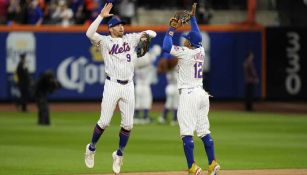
[0,110,307,174]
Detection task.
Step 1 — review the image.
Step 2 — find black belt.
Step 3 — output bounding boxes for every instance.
[106,76,129,85]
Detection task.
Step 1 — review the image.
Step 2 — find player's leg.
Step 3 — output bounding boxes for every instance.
[177,89,201,173]
[95,80,121,148]
[158,102,169,124]
[195,90,220,174]
[117,83,134,155]
[182,135,202,174]
[20,87,28,112]
[112,82,135,173]
[85,80,120,168]
[245,83,254,111]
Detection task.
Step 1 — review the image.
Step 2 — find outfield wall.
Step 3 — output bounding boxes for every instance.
[0,25,263,101]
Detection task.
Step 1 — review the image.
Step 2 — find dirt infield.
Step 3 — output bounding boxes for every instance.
[1,101,307,114]
[96,169,307,175]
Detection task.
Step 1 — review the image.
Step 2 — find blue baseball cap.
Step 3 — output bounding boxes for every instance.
[182,31,202,48]
[107,16,126,28]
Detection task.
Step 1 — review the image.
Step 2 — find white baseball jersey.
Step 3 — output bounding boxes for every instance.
[170,45,211,137]
[134,46,161,109]
[97,33,142,81]
[135,83,152,110]
[93,33,142,130]
[134,54,155,109]
[86,15,156,130]
[170,45,205,89]
[166,67,177,85]
[134,60,155,85]
[165,67,179,109]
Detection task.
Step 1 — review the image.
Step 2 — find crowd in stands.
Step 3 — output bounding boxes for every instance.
[0,0,123,26]
[1,0,305,27]
[0,0,212,26]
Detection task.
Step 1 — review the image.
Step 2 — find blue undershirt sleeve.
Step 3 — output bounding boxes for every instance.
[190,16,200,33]
[162,28,175,54]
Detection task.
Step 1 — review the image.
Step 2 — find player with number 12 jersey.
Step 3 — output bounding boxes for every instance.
[162,3,220,175]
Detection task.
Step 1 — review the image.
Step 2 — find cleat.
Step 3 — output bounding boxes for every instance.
[112,151,123,174]
[188,162,202,175]
[85,144,95,168]
[207,160,220,175]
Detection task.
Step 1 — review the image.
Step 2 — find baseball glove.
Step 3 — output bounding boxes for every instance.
[136,34,151,58]
[169,10,191,29]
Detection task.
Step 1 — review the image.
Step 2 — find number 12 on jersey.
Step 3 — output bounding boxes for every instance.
[194,62,203,78]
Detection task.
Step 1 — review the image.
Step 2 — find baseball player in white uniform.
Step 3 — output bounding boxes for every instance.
[162,3,220,175]
[158,53,179,125]
[134,45,161,124]
[84,3,156,174]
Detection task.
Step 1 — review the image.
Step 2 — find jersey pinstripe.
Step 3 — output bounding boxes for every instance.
[165,67,179,109]
[134,47,160,110]
[97,33,142,81]
[97,80,134,130]
[134,57,154,110]
[170,45,210,137]
[170,45,205,89]
[88,32,144,130]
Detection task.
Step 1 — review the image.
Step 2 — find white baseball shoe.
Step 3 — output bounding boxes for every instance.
[112,151,123,174]
[85,144,95,168]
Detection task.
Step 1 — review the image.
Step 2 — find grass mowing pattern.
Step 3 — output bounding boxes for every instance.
[0,111,307,174]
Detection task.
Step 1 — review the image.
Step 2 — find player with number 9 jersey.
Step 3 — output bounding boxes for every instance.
[84,3,157,174]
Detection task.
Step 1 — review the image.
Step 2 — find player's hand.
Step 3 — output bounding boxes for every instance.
[191,3,197,16]
[100,3,113,18]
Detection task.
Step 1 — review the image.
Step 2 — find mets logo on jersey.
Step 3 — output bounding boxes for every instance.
[109,42,131,55]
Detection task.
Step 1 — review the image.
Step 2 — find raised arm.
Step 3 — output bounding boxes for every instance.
[162,28,175,53]
[190,3,200,33]
[86,3,113,42]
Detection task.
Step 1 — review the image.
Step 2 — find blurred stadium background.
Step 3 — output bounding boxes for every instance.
[0,0,307,174]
